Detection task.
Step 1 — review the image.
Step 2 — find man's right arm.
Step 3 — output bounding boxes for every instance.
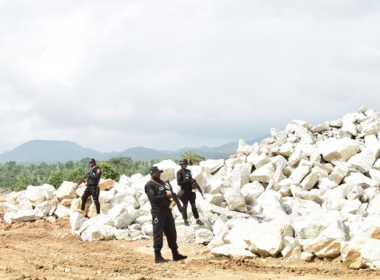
[145,183,169,204]
[177,170,192,186]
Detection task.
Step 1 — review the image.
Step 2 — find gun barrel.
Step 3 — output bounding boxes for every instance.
[164,181,183,212]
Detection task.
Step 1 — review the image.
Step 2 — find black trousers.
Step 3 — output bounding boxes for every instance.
[81,185,100,214]
[151,209,178,254]
[179,191,199,220]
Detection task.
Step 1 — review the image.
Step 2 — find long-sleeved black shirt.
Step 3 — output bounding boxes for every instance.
[87,166,102,186]
[177,168,193,194]
[145,179,171,212]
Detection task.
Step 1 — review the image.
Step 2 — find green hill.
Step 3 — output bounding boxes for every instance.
[0,136,269,163]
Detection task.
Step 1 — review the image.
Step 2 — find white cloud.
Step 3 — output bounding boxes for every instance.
[0,0,380,154]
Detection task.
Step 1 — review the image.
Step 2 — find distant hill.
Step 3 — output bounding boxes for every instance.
[0,140,103,163]
[0,135,269,163]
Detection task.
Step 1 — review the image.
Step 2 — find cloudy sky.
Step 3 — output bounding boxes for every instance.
[0,0,380,154]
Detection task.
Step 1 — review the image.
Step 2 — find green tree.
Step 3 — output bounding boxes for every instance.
[98,162,119,180]
[48,171,64,188]
[108,157,131,175]
[65,167,84,183]
[180,149,205,165]
[15,173,28,191]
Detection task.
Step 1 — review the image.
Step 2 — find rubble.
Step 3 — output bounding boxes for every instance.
[3,106,380,270]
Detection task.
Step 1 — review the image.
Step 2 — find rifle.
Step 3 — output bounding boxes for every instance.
[164,181,183,213]
[75,166,96,189]
[191,179,205,199]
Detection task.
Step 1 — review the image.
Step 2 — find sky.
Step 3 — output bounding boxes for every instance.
[1,0,380,154]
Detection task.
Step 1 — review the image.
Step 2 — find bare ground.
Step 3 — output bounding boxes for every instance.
[1,218,380,280]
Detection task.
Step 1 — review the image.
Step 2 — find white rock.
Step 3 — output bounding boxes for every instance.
[290,165,311,183]
[177,225,196,243]
[18,198,33,211]
[195,228,214,244]
[257,190,287,221]
[341,120,358,136]
[98,179,116,191]
[316,138,359,164]
[210,244,256,259]
[364,135,380,158]
[367,194,380,216]
[5,210,41,223]
[329,163,350,185]
[34,200,57,217]
[250,162,274,183]
[241,182,265,204]
[348,149,376,173]
[312,123,330,133]
[226,163,252,189]
[300,252,314,262]
[276,142,294,157]
[54,204,71,218]
[70,211,89,231]
[245,220,284,257]
[340,237,365,269]
[369,169,380,187]
[308,221,347,258]
[247,153,270,169]
[343,172,376,188]
[281,236,301,258]
[301,168,321,191]
[361,238,380,270]
[293,209,342,239]
[200,159,225,174]
[361,122,380,136]
[25,186,46,206]
[153,159,177,182]
[110,192,139,209]
[81,226,105,241]
[222,188,247,213]
[225,218,258,247]
[114,229,130,240]
[236,139,256,154]
[55,181,77,201]
[317,178,338,195]
[345,185,364,200]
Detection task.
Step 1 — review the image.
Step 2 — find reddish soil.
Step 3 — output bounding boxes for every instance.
[1,218,380,280]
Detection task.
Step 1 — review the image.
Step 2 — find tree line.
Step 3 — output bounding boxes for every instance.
[0,149,205,192]
[0,157,158,191]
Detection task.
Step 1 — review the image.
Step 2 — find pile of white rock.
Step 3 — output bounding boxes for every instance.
[2,106,380,270]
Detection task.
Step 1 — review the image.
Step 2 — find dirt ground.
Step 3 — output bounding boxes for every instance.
[1,219,380,280]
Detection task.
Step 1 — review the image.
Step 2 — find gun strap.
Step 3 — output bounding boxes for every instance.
[150,180,170,191]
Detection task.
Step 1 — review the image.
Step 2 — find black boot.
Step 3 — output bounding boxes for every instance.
[155,253,169,264]
[172,250,187,261]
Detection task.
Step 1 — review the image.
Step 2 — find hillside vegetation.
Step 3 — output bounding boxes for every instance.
[0,157,158,191]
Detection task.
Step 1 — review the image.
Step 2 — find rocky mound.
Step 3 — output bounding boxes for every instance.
[1,106,380,270]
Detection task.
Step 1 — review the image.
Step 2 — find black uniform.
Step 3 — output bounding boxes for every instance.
[145,179,178,255]
[81,165,101,214]
[177,168,199,220]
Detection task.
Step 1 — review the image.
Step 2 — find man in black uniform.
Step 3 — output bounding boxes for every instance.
[80,158,102,215]
[177,159,204,226]
[145,166,187,263]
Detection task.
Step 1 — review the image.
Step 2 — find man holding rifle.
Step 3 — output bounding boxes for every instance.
[145,166,187,263]
[78,158,102,215]
[177,159,204,226]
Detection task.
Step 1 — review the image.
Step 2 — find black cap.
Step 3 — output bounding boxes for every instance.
[179,159,188,165]
[89,158,96,164]
[150,166,163,174]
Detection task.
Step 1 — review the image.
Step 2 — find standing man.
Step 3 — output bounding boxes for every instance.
[177,159,204,226]
[145,166,187,263]
[79,158,101,215]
